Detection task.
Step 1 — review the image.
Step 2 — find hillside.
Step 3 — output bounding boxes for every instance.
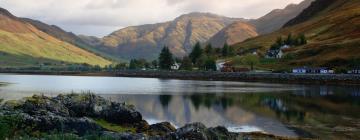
[0,8,111,67]
[94,12,244,59]
[232,0,360,68]
[208,21,258,48]
[249,0,314,34]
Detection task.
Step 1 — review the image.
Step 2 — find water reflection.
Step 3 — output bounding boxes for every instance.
[0,74,359,139]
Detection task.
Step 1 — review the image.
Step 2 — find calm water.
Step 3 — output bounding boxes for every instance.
[0,74,359,139]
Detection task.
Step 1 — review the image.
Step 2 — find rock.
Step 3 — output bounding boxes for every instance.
[164,123,240,140]
[0,93,145,136]
[101,131,148,140]
[148,122,176,136]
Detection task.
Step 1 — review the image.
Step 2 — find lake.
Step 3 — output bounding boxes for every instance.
[0,74,359,139]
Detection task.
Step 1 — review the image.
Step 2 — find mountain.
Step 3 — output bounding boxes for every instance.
[208,21,258,48]
[21,18,119,61]
[0,8,111,67]
[232,0,360,67]
[206,0,313,49]
[95,12,244,59]
[249,0,314,34]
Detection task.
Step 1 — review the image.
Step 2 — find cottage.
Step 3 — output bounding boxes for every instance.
[266,49,283,59]
[216,61,226,71]
[292,67,307,74]
[171,62,180,70]
[348,67,360,74]
[292,67,334,74]
[280,45,290,50]
[250,48,258,55]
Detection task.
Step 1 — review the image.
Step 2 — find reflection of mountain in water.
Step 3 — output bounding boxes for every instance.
[102,94,298,137]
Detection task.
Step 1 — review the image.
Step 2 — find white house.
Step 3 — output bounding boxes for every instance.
[280,45,290,50]
[216,61,226,71]
[171,62,180,70]
[266,50,283,59]
[292,67,307,74]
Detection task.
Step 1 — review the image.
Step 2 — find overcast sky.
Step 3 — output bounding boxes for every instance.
[0,0,303,37]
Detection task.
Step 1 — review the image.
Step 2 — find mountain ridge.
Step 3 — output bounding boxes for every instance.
[0,7,111,67]
[93,12,247,59]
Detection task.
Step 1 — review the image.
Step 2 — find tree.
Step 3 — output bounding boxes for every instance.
[189,42,203,64]
[241,54,259,71]
[151,60,158,69]
[159,46,174,70]
[129,59,137,70]
[204,44,214,56]
[204,57,217,71]
[222,42,229,57]
[276,37,284,46]
[285,33,294,45]
[196,55,207,70]
[232,55,243,67]
[179,56,193,71]
[115,63,127,70]
[228,46,236,56]
[299,34,307,45]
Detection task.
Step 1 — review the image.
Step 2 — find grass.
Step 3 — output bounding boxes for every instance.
[92,118,136,133]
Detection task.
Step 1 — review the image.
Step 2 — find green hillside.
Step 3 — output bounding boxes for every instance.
[232,0,360,68]
[0,8,112,67]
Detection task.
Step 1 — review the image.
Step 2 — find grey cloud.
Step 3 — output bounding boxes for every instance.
[0,0,304,37]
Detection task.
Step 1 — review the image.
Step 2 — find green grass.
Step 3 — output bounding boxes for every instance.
[92,119,136,133]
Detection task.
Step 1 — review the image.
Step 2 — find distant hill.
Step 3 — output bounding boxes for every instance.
[87,12,245,59]
[249,0,314,34]
[232,0,360,67]
[208,21,258,48]
[21,18,119,62]
[206,0,313,49]
[0,8,111,67]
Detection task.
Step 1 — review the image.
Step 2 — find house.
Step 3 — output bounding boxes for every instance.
[250,48,258,55]
[266,49,283,59]
[292,67,334,74]
[292,67,307,74]
[171,62,180,70]
[280,45,290,50]
[216,61,226,71]
[348,67,360,74]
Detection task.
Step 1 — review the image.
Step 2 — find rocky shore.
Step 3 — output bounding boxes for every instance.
[0,94,311,140]
[115,71,360,85]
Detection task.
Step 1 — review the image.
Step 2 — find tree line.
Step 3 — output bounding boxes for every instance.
[270,33,307,50]
[157,42,236,71]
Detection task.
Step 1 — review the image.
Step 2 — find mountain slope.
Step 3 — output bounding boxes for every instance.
[208,21,258,48]
[97,12,243,59]
[249,0,314,34]
[232,0,360,67]
[0,8,111,67]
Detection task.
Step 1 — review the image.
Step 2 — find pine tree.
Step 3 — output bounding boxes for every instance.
[285,33,293,45]
[179,56,193,71]
[189,42,203,64]
[158,46,174,70]
[204,44,214,56]
[222,42,229,57]
[299,34,307,45]
[204,57,217,71]
[276,37,284,46]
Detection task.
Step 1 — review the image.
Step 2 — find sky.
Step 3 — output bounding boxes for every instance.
[0,0,303,37]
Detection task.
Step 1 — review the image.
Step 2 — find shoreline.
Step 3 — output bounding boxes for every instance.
[1,70,360,85]
[0,93,313,140]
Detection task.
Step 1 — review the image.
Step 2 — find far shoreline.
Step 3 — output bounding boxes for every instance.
[1,70,360,86]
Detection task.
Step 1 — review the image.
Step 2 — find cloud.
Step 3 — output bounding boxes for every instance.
[0,0,304,37]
